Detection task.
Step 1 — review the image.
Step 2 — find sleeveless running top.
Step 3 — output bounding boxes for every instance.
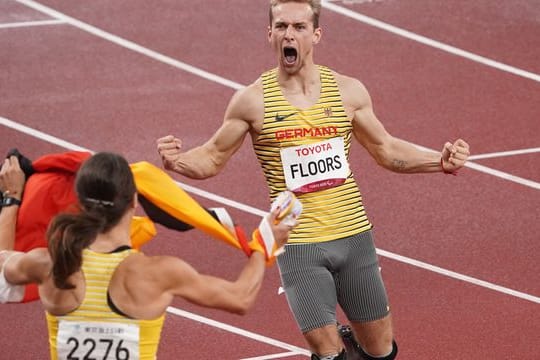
[254,65,372,243]
[46,248,165,359]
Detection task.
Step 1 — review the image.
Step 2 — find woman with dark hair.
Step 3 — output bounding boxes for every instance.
[0,152,295,359]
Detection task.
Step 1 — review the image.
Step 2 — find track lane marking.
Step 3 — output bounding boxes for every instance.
[5,2,538,357]
[412,144,540,190]
[14,0,539,191]
[15,0,243,91]
[0,115,309,356]
[166,307,311,357]
[240,351,303,360]
[377,249,540,304]
[469,147,540,160]
[0,19,65,29]
[321,0,540,83]
[2,115,539,306]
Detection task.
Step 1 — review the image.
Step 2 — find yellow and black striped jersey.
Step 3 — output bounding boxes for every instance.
[253,66,372,243]
[46,248,165,360]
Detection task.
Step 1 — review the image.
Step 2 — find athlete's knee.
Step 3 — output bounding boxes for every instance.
[311,349,347,360]
[357,340,398,360]
[349,315,394,357]
[360,335,395,358]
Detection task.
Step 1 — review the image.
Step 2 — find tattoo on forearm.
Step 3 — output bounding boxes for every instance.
[392,159,407,171]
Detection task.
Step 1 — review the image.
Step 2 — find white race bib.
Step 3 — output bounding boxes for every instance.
[57,320,139,360]
[280,137,350,194]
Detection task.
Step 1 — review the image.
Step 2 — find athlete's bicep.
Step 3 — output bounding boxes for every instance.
[207,116,250,161]
[2,248,51,285]
[160,257,245,313]
[202,86,257,167]
[352,105,393,152]
[345,78,395,164]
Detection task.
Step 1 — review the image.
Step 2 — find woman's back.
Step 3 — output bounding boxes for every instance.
[45,247,165,360]
[1,151,294,359]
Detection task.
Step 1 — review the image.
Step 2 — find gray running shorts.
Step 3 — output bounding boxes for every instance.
[277,230,390,333]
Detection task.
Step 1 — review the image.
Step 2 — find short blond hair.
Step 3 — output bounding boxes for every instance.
[269,0,322,28]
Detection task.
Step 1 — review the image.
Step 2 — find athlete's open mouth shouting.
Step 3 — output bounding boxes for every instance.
[283,46,298,66]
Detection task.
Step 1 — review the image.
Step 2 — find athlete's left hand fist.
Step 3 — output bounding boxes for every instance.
[441,139,470,174]
[156,135,183,172]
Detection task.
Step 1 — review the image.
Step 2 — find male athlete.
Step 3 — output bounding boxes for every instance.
[157,1,470,359]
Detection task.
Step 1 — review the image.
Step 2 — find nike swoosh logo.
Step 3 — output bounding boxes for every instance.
[275,112,297,121]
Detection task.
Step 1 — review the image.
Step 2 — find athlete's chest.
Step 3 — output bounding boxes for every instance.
[280,82,321,110]
[258,67,352,143]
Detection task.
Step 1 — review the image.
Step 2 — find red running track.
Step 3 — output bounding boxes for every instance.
[1,1,539,359]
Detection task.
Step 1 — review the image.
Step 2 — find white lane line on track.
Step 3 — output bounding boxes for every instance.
[166,307,311,357]
[0,19,65,29]
[0,117,266,216]
[0,119,89,152]
[180,182,267,217]
[6,2,538,357]
[2,115,539,307]
[468,147,540,160]
[464,161,539,190]
[412,144,540,190]
[0,116,309,356]
[14,0,244,91]
[240,351,304,360]
[377,250,540,304]
[14,0,540,191]
[321,0,540,83]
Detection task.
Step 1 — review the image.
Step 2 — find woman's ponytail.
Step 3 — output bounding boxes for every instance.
[46,152,136,290]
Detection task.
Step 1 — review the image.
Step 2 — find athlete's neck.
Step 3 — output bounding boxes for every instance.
[89,211,133,253]
[278,64,321,109]
[278,62,319,88]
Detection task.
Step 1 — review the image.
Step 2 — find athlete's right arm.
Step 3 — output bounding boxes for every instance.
[1,248,51,285]
[0,156,50,289]
[157,83,262,179]
[0,249,45,303]
[151,208,291,315]
[158,251,266,315]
